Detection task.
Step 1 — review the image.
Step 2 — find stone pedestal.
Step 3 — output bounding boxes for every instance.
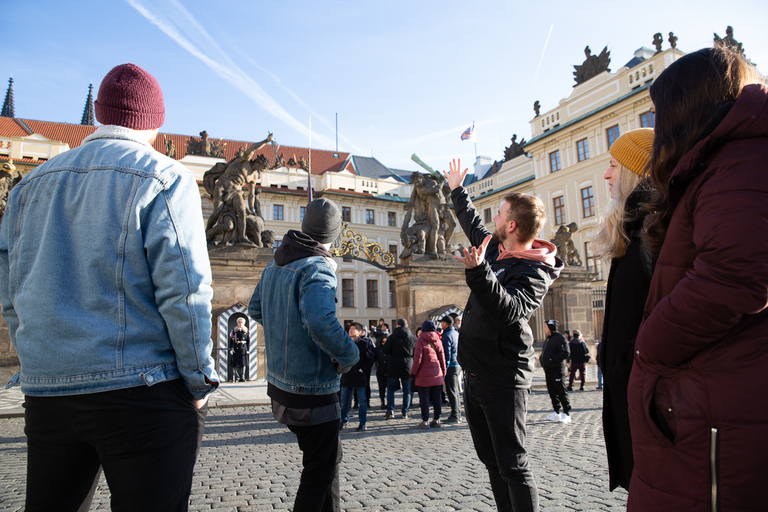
[209,245,274,380]
[387,254,470,330]
[545,266,597,341]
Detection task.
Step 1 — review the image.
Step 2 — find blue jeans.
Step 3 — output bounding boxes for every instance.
[597,366,604,388]
[464,373,539,512]
[386,377,411,415]
[340,386,367,425]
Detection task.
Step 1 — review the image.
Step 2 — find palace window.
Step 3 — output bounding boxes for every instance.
[581,186,595,218]
[299,206,306,222]
[389,280,396,308]
[483,208,492,223]
[640,111,655,128]
[387,211,397,226]
[341,279,354,307]
[341,206,351,223]
[585,241,604,280]
[273,204,284,221]
[549,150,562,173]
[366,209,375,225]
[389,244,398,265]
[366,279,379,308]
[576,138,590,162]
[553,196,565,226]
[606,125,620,148]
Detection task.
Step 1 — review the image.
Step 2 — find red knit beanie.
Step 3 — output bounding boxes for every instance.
[94,63,165,130]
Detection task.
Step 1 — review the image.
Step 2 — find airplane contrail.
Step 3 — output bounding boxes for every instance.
[125,0,336,148]
[532,23,555,90]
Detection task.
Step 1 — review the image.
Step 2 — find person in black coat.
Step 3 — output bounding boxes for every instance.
[566,329,590,391]
[541,319,571,422]
[372,325,390,409]
[382,319,416,419]
[340,322,373,431]
[592,128,654,491]
[229,317,250,382]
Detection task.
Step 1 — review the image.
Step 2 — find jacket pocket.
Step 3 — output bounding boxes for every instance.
[641,372,675,447]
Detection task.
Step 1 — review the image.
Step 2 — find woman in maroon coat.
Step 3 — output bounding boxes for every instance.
[411,320,446,429]
[628,46,768,511]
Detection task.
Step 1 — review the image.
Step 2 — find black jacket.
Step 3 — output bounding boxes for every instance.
[382,326,416,379]
[540,332,569,370]
[599,185,653,491]
[341,336,374,388]
[567,338,589,365]
[451,187,563,388]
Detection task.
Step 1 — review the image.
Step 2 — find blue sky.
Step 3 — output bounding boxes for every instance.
[3,1,767,173]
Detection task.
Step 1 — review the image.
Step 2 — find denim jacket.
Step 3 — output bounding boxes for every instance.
[249,230,358,395]
[0,126,218,399]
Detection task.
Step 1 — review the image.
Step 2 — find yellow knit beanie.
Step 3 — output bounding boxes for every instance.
[609,128,654,176]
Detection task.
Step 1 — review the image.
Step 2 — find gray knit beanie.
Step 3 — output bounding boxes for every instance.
[302,198,342,243]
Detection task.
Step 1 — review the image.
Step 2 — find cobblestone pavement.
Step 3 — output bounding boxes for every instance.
[0,386,625,511]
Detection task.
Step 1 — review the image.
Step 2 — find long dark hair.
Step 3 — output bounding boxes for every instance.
[643,45,757,250]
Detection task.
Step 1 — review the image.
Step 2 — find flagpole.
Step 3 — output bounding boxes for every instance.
[308,116,313,203]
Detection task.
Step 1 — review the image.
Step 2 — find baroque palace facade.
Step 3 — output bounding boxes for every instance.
[1,32,763,365]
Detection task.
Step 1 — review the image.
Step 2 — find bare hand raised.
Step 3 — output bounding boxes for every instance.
[455,235,492,269]
[443,159,469,190]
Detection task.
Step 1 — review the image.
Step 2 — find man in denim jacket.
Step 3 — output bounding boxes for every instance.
[249,197,358,512]
[0,63,218,511]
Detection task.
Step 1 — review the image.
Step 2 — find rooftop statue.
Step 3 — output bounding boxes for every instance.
[714,26,751,63]
[653,33,663,53]
[504,134,527,161]
[187,130,225,157]
[573,46,611,86]
[668,32,678,50]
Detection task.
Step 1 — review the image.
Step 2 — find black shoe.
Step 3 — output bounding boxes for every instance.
[384,412,394,420]
[445,416,460,424]
[402,412,409,419]
[339,422,347,430]
[596,386,603,390]
[429,420,441,428]
[566,386,573,391]
[356,424,366,432]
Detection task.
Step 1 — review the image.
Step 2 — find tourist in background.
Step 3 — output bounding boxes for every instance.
[541,320,571,423]
[627,45,768,510]
[411,320,446,429]
[592,127,654,491]
[340,322,373,432]
[566,329,590,392]
[440,315,462,423]
[383,318,416,420]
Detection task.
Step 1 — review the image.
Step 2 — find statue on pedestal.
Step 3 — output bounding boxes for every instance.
[400,171,456,259]
[551,222,582,266]
[187,130,225,157]
[203,134,273,247]
[573,46,611,86]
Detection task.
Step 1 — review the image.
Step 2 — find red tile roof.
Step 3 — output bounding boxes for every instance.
[0,117,32,137]
[0,119,354,176]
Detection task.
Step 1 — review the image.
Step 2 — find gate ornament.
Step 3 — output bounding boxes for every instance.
[330,224,396,269]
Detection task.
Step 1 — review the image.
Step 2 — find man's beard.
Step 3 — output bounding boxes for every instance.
[493,226,506,244]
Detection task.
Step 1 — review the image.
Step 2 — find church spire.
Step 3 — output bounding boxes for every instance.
[1,77,14,118]
[80,83,95,126]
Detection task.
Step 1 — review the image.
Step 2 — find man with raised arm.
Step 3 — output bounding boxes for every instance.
[444,159,563,512]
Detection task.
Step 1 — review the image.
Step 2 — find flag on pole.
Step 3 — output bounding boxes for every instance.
[461,124,475,142]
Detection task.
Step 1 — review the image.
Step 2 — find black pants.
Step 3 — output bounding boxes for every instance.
[545,366,571,414]
[24,379,207,512]
[287,419,342,512]
[376,369,387,406]
[445,366,461,418]
[568,362,586,389]
[464,374,538,512]
[417,385,442,421]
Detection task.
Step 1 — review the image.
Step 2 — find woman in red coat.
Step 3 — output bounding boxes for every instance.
[411,320,446,429]
[628,45,768,511]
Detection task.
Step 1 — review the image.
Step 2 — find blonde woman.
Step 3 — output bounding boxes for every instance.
[593,128,654,492]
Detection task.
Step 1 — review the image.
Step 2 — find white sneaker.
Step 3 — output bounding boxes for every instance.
[546,411,561,421]
[559,412,572,423]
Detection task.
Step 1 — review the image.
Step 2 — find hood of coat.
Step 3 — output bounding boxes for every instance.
[274,229,332,266]
[419,331,441,345]
[669,83,768,191]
